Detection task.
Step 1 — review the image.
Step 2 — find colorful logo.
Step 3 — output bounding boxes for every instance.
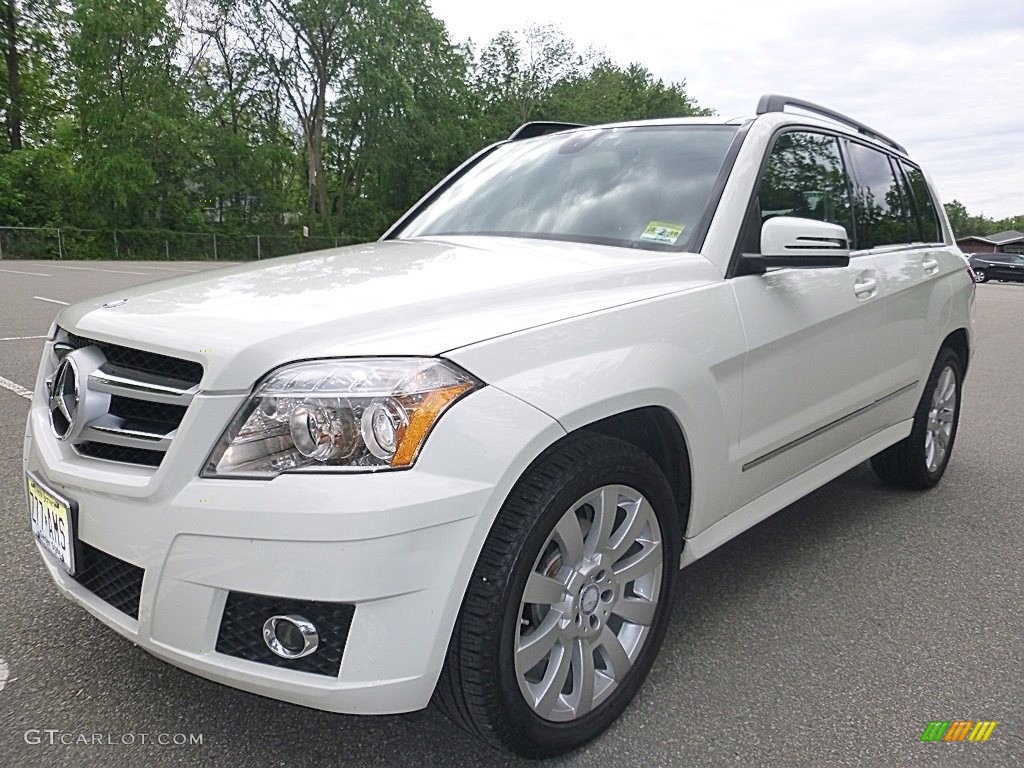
[920,721,997,742]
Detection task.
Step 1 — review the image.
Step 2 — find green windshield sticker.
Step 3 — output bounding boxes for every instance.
[640,221,684,245]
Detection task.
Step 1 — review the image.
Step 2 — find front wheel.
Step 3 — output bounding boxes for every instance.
[972,269,988,283]
[435,434,680,757]
[871,348,963,489]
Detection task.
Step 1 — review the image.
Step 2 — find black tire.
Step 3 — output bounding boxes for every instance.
[973,269,988,283]
[435,433,680,757]
[871,348,963,489]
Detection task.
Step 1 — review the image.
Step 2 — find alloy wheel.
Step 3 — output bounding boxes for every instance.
[513,484,663,722]
[925,365,957,473]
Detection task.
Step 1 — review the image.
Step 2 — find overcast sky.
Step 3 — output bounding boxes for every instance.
[429,0,1023,220]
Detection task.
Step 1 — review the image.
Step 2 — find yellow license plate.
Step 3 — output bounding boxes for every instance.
[27,473,77,575]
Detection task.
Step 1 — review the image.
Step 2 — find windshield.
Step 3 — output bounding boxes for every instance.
[396,125,739,251]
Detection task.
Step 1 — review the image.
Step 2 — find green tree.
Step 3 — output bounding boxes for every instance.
[546,60,711,124]
[188,0,299,231]
[470,28,710,144]
[0,10,735,249]
[245,0,477,238]
[244,0,372,229]
[1,0,24,149]
[472,25,588,142]
[943,199,970,235]
[944,199,1024,238]
[69,0,198,228]
[1,0,67,151]
[0,121,76,226]
[325,1,475,237]
[0,1,71,228]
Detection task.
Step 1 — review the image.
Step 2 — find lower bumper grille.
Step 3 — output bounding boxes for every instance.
[73,542,145,619]
[75,441,164,467]
[216,592,355,677]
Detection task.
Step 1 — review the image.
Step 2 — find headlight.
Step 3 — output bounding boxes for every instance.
[203,358,481,478]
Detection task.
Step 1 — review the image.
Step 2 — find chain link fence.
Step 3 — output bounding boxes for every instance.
[0,226,361,261]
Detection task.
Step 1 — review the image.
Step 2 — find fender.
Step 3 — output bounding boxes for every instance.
[446,278,746,539]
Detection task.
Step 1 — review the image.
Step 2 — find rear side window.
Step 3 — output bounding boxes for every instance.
[899,161,943,243]
[845,142,910,249]
[756,131,855,239]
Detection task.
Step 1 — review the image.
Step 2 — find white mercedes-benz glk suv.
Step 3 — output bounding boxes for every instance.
[24,95,974,756]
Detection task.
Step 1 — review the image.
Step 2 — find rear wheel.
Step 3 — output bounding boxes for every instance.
[435,434,680,757]
[871,348,962,489]
[972,269,988,283]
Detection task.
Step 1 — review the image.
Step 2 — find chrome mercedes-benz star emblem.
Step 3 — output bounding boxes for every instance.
[48,357,80,441]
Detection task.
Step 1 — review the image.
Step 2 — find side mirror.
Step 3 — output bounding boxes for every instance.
[740,216,851,272]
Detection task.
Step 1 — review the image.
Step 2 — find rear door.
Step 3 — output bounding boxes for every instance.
[1011,254,1024,280]
[991,253,1024,280]
[846,143,957,405]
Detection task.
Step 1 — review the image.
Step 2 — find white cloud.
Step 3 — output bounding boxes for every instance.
[430,0,1024,219]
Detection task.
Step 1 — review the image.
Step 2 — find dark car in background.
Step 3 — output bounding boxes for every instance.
[968,252,1024,283]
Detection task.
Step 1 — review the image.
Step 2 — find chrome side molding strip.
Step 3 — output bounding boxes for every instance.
[742,381,919,472]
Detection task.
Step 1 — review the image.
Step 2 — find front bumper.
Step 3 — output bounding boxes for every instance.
[24,383,563,714]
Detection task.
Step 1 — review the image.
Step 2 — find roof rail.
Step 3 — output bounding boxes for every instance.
[508,121,586,141]
[756,94,907,155]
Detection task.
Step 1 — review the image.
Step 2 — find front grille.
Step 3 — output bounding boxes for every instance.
[216,592,355,677]
[107,395,188,432]
[73,541,145,619]
[75,441,164,467]
[66,332,203,386]
[57,329,203,469]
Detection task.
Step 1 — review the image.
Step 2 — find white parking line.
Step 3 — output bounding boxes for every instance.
[133,265,202,272]
[45,264,152,276]
[0,657,9,692]
[0,375,32,400]
[0,267,51,276]
[33,296,69,306]
[0,335,47,341]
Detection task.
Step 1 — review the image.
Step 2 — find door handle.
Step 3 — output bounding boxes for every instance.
[854,275,877,299]
[922,257,940,274]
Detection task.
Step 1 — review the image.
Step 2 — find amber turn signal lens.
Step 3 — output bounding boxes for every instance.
[392,383,475,467]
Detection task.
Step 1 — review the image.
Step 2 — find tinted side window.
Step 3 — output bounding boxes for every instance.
[846,142,910,249]
[900,161,943,242]
[756,132,854,242]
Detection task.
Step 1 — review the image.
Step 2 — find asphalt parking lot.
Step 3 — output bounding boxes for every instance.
[0,260,1021,767]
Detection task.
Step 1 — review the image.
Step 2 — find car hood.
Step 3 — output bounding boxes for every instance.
[58,236,718,391]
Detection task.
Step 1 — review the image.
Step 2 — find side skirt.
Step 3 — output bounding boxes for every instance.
[680,419,913,567]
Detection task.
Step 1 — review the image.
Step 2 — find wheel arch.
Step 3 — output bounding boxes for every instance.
[578,406,692,543]
[942,327,970,375]
[498,404,695,552]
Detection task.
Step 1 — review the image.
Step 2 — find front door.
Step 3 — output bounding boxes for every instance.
[729,130,891,510]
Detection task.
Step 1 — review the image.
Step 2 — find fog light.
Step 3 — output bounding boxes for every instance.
[262,615,319,659]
